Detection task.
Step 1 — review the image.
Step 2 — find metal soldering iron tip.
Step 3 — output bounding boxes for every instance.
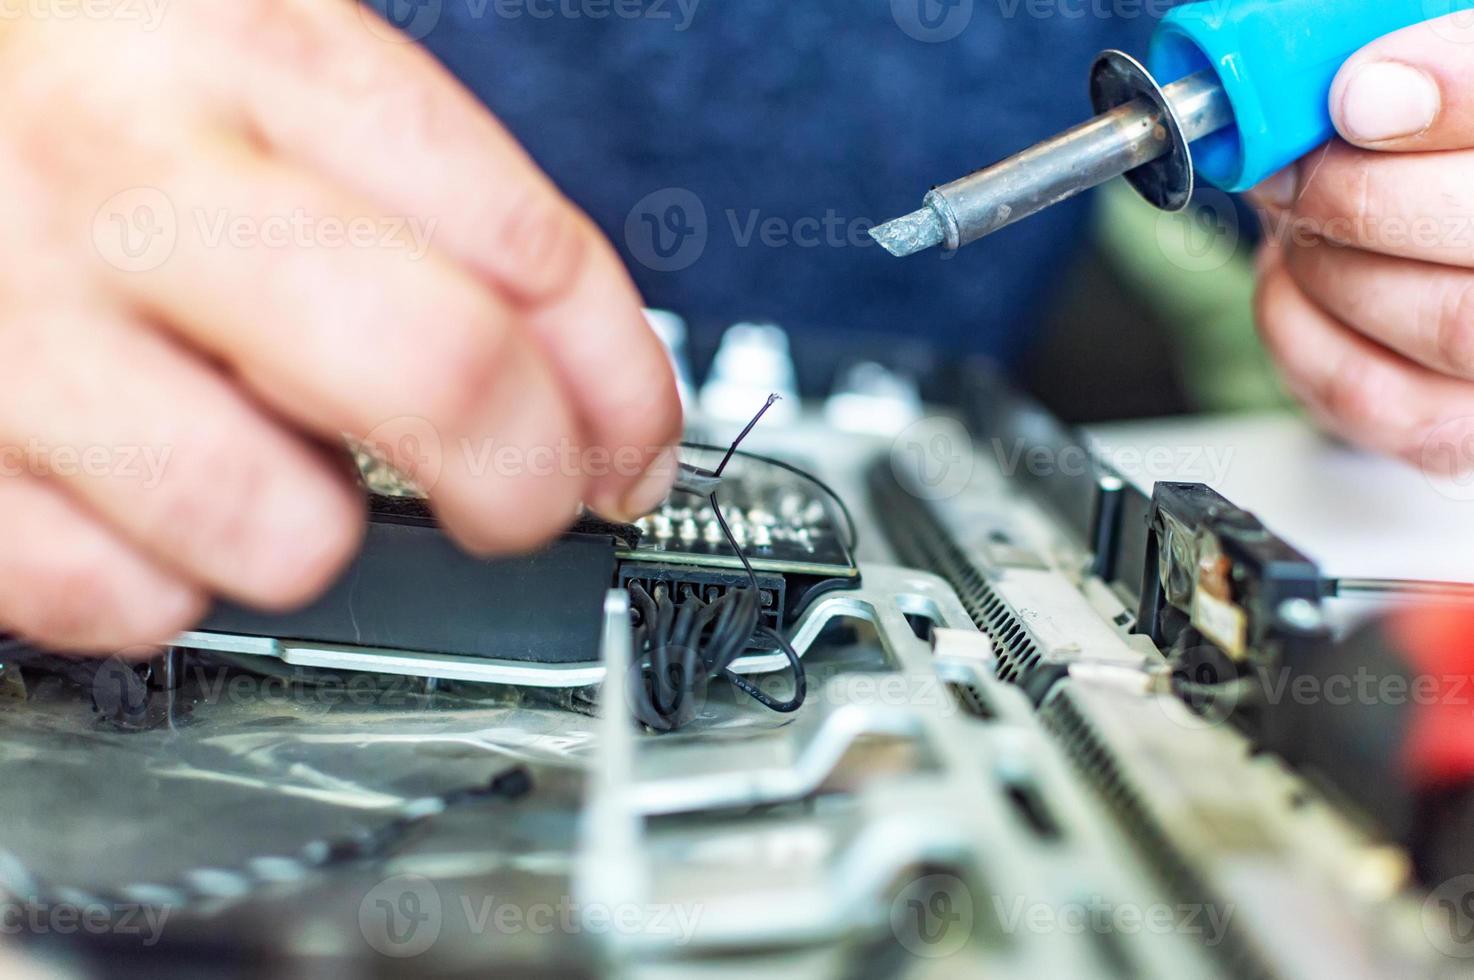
[868,207,945,258]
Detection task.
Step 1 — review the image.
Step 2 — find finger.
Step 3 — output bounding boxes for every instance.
[1245,166,1300,216]
[229,0,682,518]
[1255,259,1474,462]
[521,263,683,521]
[1331,14,1474,151]
[1284,237,1474,379]
[0,474,205,651]
[1279,140,1474,268]
[1255,229,1286,282]
[0,305,363,609]
[93,140,590,553]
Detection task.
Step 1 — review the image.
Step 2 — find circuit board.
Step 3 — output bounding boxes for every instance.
[351,436,857,579]
[621,448,858,579]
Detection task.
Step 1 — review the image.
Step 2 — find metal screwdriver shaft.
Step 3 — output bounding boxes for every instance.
[870,55,1235,257]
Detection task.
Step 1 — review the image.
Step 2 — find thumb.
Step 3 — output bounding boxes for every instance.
[1330,10,1474,151]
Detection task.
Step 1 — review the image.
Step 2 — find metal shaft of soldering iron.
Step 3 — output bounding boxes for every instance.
[870,70,1233,257]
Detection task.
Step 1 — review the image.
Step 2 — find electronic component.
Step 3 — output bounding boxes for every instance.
[615,399,848,730]
[173,397,855,735]
[627,457,857,578]
[1135,482,1324,662]
[201,496,627,664]
[619,563,786,637]
[626,446,859,670]
[3,349,1471,979]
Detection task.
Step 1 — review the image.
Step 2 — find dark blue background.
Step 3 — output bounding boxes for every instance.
[384,0,1162,371]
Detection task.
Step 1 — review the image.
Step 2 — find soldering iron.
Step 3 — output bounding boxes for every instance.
[871,0,1474,257]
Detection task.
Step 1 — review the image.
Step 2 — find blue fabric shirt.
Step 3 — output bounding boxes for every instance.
[387,1,1160,367]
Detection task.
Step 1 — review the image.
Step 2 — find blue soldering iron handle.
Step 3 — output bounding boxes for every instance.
[1149,0,1474,193]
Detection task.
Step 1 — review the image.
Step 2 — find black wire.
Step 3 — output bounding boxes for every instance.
[628,659,672,732]
[689,593,726,643]
[3,765,534,922]
[723,626,807,714]
[652,589,687,717]
[713,394,781,478]
[679,441,860,559]
[707,489,807,714]
[331,765,532,862]
[669,593,701,650]
[625,583,674,731]
[708,588,760,676]
[711,490,759,591]
[701,591,743,671]
[670,643,700,718]
[653,583,676,640]
[628,582,659,633]
[624,395,812,729]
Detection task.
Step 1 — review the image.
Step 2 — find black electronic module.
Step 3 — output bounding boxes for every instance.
[200,496,628,665]
[625,450,857,578]
[185,435,858,673]
[622,446,859,637]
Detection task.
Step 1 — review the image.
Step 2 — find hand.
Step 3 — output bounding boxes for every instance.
[1251,12,1474,474]
[0,0,682,651]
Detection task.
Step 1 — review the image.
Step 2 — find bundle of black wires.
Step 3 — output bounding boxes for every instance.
[625,533,807,731]
[626,396,808,731]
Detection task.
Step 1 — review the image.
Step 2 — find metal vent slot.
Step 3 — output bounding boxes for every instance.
[983,592,1045,685]
[946,681,995,720]
[1039,686,1275,980]
[1003,780,1063,841]
[869,462,1044,688]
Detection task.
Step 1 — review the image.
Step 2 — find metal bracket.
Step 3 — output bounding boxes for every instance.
[173,565,962,689]
[573,571,1215,975]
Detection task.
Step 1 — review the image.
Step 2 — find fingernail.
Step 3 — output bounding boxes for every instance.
[1250,166,1298,210]
[1339,61,1440,143]
[611,446,678,522]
